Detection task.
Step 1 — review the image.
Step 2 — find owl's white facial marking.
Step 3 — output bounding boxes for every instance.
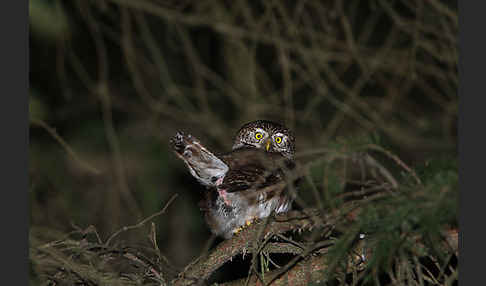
[235,127,269,149]
[271,132,288,153]
[272,132,287,144]
[252,128,268,146]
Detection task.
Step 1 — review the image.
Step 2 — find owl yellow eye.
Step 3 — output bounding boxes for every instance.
[255,132,263,140]
[275,136,282,144]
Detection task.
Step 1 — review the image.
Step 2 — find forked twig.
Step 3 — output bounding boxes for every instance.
[105,193,178,246]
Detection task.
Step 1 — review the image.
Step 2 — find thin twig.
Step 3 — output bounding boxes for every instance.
[105,194,178,246]
[30,119,101,175]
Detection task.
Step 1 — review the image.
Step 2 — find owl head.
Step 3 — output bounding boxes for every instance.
[232,120,295,159]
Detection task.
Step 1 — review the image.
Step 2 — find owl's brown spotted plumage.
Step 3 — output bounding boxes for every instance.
[170,120,298,239]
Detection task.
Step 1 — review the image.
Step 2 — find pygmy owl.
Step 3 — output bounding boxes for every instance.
[171,120,298,239]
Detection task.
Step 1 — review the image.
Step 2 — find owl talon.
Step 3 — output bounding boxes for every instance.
[232,218,257,236]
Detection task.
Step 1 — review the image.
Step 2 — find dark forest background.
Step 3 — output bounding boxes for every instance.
[29,0,458,285]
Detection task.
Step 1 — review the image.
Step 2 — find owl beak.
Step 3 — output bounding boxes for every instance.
[265,140,271,152]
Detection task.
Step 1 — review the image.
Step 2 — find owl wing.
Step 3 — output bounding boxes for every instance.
[170,131,228,187]
[218,148,293,194]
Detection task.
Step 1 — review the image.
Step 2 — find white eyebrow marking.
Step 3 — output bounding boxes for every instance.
[255,128,266,134]
[273,133,286,142]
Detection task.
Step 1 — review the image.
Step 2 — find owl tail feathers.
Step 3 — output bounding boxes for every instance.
[170,131,229,187]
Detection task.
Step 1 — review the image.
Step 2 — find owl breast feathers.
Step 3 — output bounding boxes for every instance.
[170,120,299,239]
